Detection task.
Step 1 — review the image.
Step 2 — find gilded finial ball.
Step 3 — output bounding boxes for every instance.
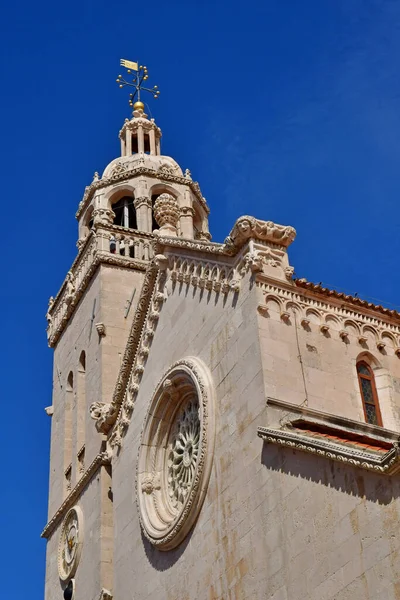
[133,101,145,111]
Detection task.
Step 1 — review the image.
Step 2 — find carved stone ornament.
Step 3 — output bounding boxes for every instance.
[137,357,215,551]
[224,215,296,252]
[57,506,84,581]
[92,207,115,228]
[95,322,106,337]
[153,193,180,236]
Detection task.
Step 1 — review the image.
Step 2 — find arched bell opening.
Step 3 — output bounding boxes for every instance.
[112,196,138,230]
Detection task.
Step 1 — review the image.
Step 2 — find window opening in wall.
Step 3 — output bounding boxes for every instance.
[151,195,160,231]
[144,133,150,154]
[132,133,138,154]
[64,371,74,495]
[76,351,86,478]
[357,361,382,426]
[113,197,137,229]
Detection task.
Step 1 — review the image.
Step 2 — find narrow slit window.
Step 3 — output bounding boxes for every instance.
[357,361,382,426]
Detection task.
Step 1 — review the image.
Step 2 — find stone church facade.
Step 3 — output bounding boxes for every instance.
[43,103,400,600]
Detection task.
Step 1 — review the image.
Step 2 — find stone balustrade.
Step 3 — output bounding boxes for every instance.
[108,228,154,261]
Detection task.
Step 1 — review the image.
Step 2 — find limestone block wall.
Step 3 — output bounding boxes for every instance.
[49,274,102,519]
[44,465,113,600]
[255,432,400,600]
[109,268,400,600]
[98,264,145,402]
[111,269,269,600]
[48,265,144,519]
[258,289,400,432]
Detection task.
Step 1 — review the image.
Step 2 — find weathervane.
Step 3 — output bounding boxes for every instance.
[116,59,160,112]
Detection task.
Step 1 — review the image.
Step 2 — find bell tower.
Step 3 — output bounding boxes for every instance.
[42,60,210,600]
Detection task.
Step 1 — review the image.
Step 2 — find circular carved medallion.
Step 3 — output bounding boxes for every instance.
[137,357,215,550]
[58,506,84,581]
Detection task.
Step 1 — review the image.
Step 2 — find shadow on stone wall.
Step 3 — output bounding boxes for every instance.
[141,527,193,571]
[261,442,400,505]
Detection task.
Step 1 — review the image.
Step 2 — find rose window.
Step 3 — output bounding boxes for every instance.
[137,358,215,551]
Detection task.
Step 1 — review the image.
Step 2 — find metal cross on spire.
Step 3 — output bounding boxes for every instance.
[116,59,160,111]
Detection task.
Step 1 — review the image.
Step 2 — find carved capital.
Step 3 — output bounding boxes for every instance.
[180,206,195,217]
[134,195,152,209]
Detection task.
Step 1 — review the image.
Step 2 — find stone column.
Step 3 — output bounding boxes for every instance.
[134,196,152,232]
[126,130,132,155]
[137,125,144,153]
[149,129,156,156]
[180,206,195,239]
[120,137,126,157]
[156,137,161,156]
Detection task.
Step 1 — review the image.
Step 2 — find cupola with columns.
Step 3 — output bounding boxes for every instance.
[76,101,211,257]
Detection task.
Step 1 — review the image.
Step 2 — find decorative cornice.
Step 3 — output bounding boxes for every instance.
[76,166,209,219]
[41,451,111,539]
[257,426,400,475]
[295,278,400,321]
[266,397,400,441]
[155,235,227,255]
[257,280,400,340]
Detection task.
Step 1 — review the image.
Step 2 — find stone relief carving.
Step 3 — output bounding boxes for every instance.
[93,208,115,228]
[46,296,54,329]
[224,215,296,252]
[169,257,241,294]
[153,193,180,236]
[57,506,84,582]
[95,322,106,337]
[76,165,209,220]
[137,357,215,550]
[109,162,129,177]
[64,271,76,306]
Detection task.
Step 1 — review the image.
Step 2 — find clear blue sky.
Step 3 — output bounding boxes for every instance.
[1,0,400,597]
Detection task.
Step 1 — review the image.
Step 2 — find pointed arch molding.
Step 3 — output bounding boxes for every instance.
[136,357,216,550]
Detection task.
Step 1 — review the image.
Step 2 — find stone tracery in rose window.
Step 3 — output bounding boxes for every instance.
[167,396,200,509]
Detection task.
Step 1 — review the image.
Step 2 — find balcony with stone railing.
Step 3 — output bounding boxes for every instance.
[46,225,154,347]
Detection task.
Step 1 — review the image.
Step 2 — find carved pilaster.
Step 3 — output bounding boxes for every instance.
[134,196,152,232]
[179,206,195,239]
